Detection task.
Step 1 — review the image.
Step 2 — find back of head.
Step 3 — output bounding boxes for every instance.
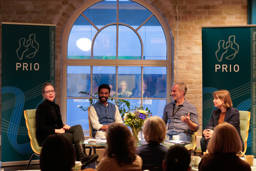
[40,134,75,171]
[164,145,191,171]
[143,116,166,143]
[207,122,242,154]
[106,123,136,165]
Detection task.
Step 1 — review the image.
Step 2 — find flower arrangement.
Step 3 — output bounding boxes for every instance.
[123,108,151,142]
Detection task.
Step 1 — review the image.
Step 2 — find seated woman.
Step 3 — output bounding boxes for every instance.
[40,134,75,171]
[137,116,168,171]
[97,123,142,171]
[200,89,243,152]
[199,122,251,171]
[36,82,98,169]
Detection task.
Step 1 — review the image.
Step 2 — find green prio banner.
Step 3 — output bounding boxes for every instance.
[1,23,55,162]
[202,26,256,155]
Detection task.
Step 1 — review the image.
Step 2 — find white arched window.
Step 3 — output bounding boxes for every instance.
[62,0,173,135]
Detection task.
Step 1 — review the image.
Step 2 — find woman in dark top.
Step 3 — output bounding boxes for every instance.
[36,82,98,168]
[199,122,251,171]
[137,116,168,171]
[200,89,243,152]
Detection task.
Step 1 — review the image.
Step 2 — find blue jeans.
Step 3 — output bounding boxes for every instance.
[167,130,191,142]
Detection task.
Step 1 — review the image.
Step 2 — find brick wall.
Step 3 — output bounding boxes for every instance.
[0,0,248,130]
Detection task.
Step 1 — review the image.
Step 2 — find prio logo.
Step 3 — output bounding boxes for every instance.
[15,33,40,71]
[214,35,240,73]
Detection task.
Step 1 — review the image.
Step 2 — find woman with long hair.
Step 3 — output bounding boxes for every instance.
[199,122,250,171]
[97,123,142,171]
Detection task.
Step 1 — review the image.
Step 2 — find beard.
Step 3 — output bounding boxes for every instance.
[99,96,108,103]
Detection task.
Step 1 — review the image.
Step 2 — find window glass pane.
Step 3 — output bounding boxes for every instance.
[138,16,166,60]
[118,26,141,59]
[143,67,167,98]
[68,23,96,59]
[94,26,116,59]
[83,1,116,27]
[143,99,166,117]
[119,1,151,29]
[67,66,90,97]
[118,66,141,97]
[92,66,116,95]
[67,99,90,136]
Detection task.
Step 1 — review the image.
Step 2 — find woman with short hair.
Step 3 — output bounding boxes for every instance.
[200,89,243,152]
[199,122,251,171]
[137,116,168,171]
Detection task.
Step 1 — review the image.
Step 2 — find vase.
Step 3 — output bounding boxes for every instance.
[131,127,140,143]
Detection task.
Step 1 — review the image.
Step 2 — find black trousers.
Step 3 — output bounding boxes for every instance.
[200,136,209,153]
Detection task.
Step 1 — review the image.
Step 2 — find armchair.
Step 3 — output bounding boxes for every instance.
[24,109,41,169]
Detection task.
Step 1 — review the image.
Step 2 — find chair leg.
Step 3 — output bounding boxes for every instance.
[26,153,36,169]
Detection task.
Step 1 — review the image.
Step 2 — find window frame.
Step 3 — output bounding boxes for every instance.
[61,0,173,122]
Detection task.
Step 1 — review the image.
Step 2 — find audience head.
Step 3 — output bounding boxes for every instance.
[40,134,75,171]
[42,82,55,102]
[143,116,166,143]
[213,89,233,109]
[106,123,136,165]
[207,122,242,154]
[163,145,191,171]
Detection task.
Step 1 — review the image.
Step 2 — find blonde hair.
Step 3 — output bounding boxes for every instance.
[213,89,233,108]
[143,116,166,143]
[207,122,242,154]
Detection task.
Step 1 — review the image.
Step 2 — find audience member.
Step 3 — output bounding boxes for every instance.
[162,145,191,171]
[97,123,142,171]
[137,116,168,171]
[40,134,75,171]
[162,82,199,142]
[200,89,243,152]
[89,84,123,138]
[36,82,98,168]
[118,80,132,97]
[199,122,251,171]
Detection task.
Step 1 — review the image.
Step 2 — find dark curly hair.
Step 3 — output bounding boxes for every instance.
[106,123,136,165]
[98,84,111,94]
[40,134,75,171]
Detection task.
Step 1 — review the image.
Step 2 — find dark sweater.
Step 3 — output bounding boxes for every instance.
[137,142,168,171]
[36,100,64,146]
[199,153,251,171]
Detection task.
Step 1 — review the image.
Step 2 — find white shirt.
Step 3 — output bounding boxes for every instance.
[88,103,123,138]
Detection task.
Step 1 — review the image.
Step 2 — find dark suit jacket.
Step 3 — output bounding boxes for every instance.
[207,107,240,133]
[206,107,244,149]
[36,100,64,146]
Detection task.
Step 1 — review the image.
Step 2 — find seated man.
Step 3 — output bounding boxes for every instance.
[162,82,199,142]
[89,84,123,138]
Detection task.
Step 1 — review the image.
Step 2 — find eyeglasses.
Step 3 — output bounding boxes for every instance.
[44,90,55,94]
